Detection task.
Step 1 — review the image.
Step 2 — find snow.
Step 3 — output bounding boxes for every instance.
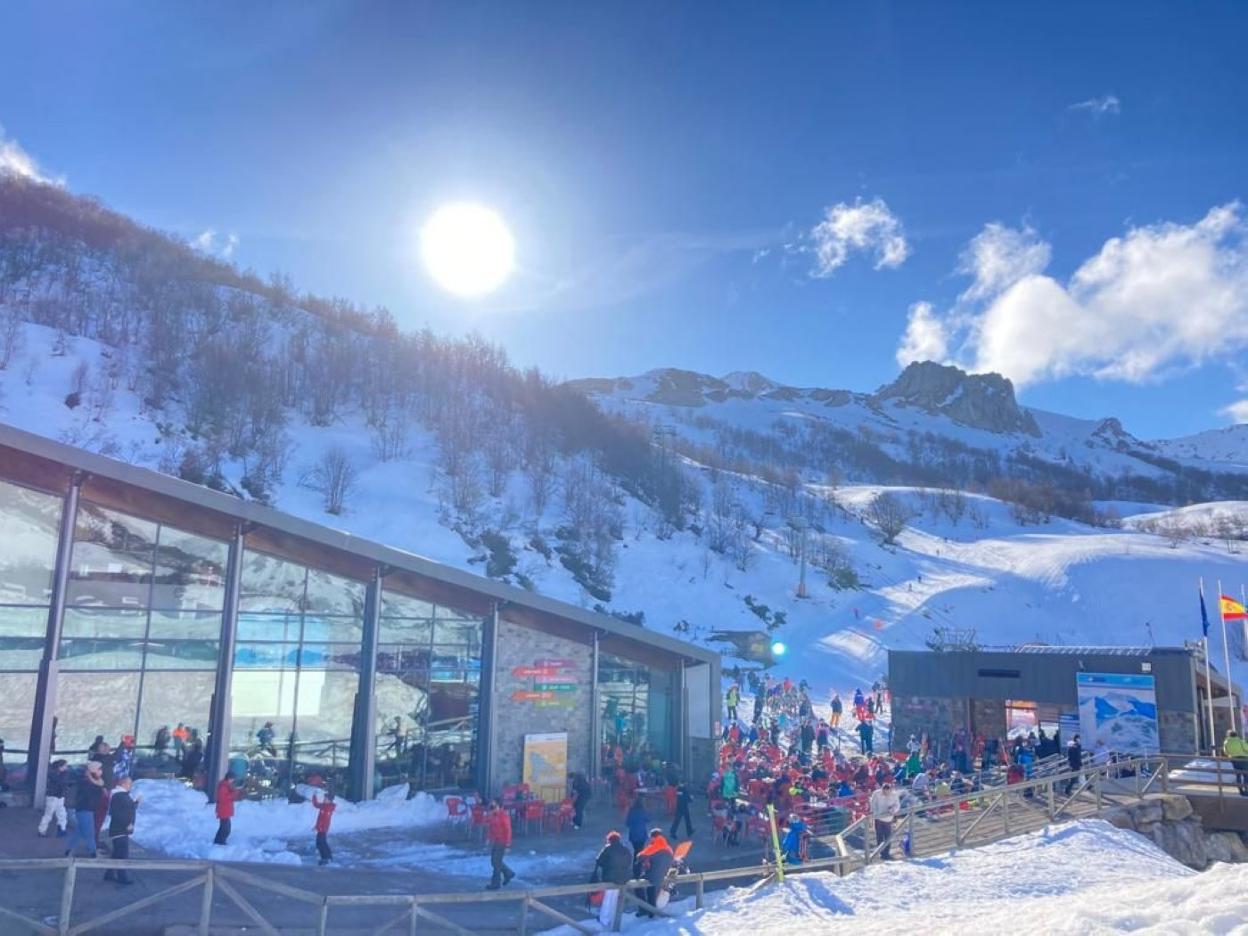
[551,820,1248,935]
[130,778,444,865]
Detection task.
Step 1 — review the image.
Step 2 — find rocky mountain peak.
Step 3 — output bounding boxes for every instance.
[872,361,1041,436]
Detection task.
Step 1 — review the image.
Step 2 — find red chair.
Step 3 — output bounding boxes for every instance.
[663,785,677,816]
[445,795,468,830]
[522,800,545,835]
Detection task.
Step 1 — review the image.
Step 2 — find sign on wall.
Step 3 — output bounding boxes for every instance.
[1076,672,1159,755]
[510,657,579,707]
[522,731,568,800]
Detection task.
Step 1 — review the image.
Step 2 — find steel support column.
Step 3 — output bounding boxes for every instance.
[590,631,601,782]
[206,525,245,800]
[28,473,82,803]
[680,661,690,777]
[348,567,383,801]
[476,602,500,797]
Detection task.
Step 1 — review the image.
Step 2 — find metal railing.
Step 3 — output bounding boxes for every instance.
[2,753,1242,935]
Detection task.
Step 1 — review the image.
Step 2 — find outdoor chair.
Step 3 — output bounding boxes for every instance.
[522,799,545,835]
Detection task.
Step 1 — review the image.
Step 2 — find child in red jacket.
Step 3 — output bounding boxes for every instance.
[312,792,336,865]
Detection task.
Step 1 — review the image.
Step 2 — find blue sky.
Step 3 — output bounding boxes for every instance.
[3,2,1248,438]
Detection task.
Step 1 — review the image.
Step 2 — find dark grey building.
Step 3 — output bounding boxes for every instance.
[0,423,720,805]
[889,645,1241,756]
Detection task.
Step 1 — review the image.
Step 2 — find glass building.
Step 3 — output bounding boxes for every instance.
[0,425,719,804]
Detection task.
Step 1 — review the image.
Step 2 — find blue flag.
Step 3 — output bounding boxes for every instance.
[1200,590,1210,638]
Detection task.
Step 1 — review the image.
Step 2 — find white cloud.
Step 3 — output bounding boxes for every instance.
[192,228,239,259]
[0,127,60,185]
[957,222,1051,302]
[1221,399,1248,424]
[807,197,910,277]
[1070,94,1121,117]
[896,302,949,368]
[899,203,1248,388]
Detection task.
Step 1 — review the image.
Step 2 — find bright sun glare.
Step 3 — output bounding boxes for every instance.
[420,203,515,297]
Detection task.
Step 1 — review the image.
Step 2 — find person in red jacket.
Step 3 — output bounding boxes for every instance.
[213,776,244,846]
[311,791,336,865]
[485,799,515,890]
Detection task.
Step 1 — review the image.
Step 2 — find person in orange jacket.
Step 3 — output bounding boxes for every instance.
[633,829,674,917]
[311,791,336,865]
[485,800,515,890]
[213,776,244,846]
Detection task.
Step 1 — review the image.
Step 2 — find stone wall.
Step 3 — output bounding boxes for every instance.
[1102,794,1248,869]
[489,619,592,796]
[890,695,969,754]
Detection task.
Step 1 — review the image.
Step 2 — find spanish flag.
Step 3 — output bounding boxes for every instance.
[1219,595,1248,620]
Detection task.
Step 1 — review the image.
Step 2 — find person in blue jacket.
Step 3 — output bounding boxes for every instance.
[780,815,807,863]
[625,796,650,858]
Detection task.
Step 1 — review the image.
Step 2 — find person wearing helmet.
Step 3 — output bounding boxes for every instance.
[589,830,632,927]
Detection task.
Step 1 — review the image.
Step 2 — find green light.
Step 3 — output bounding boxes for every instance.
[771,641,787,657]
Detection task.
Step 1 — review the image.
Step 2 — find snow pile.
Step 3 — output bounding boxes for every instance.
[131,779,444,864]
[559,821,1248,935]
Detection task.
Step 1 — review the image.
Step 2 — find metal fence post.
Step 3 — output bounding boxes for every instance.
[519,894,530,936]
[316,895,329,936]
[1094,770,1103,811]
[695,876,704,909]
[198,865,214,936]
[952,799,960,847]
[408,897,418,936]
[1047,779,1055,820]
[58,859,76,936]
[1002,790,1010,836]
[905,806,915,860]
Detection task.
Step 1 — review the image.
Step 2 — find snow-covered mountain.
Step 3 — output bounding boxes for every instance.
[3,173,1248,696]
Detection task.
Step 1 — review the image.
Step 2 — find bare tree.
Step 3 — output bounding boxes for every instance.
[0,307,23,369]
[302,446,358,515]
[868,491,913,545]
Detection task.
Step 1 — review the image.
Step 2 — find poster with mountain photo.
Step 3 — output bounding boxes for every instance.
[1076,673,1159,755]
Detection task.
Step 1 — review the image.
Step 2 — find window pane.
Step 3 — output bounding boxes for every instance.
[0,636,43,670]
[299,643,361,670]
[294,668,358,746]
[0,672,37,754]
[136,671,213,757]
[378,645,433,671]
[151,527,228,611]
[300,615,362,644]
[147,610,221,640]
[0,605,49,638]
[237,611,302,642]
[62,607,147,639]
[379,616,432,646]
[59,639,146,670]
[304,569,365,617]
[433,618,481,649]
[0,479,61,604]
[142,639,219,669]
[235,642,299,669]
[54,670,141,755]
[240,551,306,612]
[229,670,298,749]
[68,503,155,607]
[380,591,433,620]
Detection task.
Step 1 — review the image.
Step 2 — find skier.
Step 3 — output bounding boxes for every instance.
[311,791,336,865]
[257,721,276,756]
[65,761,105,858]
[213,775,244,846]
[485,800,515,890]
[669,781,694,839]
[38,759,70,837]
[830,693,843,728]
[633,829,674,918]
[1223,730,1248,796]
[588,831,632,928]
[103,776,138,885]
[726,684,740,722]
[113,735,136,781]
[571,771,592,830]
[868,779,901,860]
[1065,734,1084,795]
[780,814,807,864]
[852,688,866,720]
[625,796,650,857]
[857,718,874,755]
[172,723,189,761]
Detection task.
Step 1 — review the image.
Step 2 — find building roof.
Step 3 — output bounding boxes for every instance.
[1005,645,1191,657]
[0,421,719,666]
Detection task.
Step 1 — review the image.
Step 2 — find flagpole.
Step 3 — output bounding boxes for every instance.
[1201,578,1216,752]
[1242,583,1248,664]
[1218,579,1238,735]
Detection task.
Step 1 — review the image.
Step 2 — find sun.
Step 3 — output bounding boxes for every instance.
[420,202,515,297]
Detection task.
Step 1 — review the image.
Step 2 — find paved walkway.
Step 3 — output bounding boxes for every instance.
[0,795,768,934]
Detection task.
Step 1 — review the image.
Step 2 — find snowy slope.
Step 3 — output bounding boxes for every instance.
[553,820,1248,935]
[1155,424,1248,467]
[4,319,1248,698]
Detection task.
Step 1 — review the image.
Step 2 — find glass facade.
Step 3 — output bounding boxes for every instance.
[0,479,62,777]
[54,501,225,771]
[598,653,676,769]
[231,551,364,791]
[374,589,482,791]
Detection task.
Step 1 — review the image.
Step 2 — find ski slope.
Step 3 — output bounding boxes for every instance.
[2,320,1248,698]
